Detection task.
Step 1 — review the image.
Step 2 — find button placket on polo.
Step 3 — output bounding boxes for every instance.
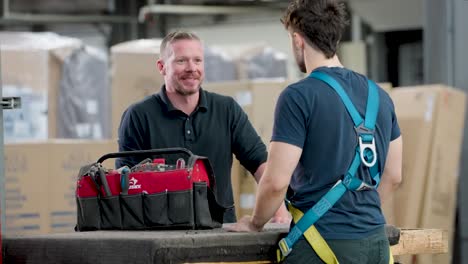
[184,116,195,142]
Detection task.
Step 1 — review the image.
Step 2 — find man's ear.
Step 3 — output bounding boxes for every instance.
[293,32,305,50]
[157,59,165,75]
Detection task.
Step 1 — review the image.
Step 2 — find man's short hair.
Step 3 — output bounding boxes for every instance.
[281,0,349,58]
[160,30,201,59]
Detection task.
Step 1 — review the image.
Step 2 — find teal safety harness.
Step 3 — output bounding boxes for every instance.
[278,71,382,259]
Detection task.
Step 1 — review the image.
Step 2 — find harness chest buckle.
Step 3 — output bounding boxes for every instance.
[354,124,377,167]
[358,136,377,167]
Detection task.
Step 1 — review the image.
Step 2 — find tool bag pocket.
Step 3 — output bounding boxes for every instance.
[142,190,194,228]
[167,189,194,226]
[120,193,145,229]
[143,192,169,226]
[100,195,122,229]
[193,182,223,229]
[76,197,100,231]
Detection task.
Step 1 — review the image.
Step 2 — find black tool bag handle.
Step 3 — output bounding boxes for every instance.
[97,147,194,164]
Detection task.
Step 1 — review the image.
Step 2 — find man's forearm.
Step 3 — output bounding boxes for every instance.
[251,176,288,230]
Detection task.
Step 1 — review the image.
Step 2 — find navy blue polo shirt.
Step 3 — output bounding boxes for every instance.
[116,86,267,223]
[272,67,400,239]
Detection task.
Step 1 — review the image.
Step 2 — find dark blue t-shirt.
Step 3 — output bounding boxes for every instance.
[272,67,400,239]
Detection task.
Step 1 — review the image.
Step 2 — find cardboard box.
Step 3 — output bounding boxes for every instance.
[1,32,81,140]
[4,140,117,235]
[416,87,465,264]
[110,39,163,139]
[390,85,466,264]
[339,41,367,75]
[390,88,436,229]
[239,170,257,217]
[203,80,288,144]
[378,82,393,93]
[231,159,242,219]
[4,143,50,235]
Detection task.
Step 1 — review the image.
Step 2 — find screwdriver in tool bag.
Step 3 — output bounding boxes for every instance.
[98,165,112,197]
[120,166,131,195]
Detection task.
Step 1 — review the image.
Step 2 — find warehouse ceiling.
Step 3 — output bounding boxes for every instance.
[5,0,423,32]
[161,0,424,32]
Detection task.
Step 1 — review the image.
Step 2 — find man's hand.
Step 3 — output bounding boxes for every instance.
[224,216,263,232]
[270,203,291,224]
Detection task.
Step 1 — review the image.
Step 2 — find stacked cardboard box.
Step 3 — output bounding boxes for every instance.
[390,85,466,264]
[110,39,163,139]
[4,140,117,235]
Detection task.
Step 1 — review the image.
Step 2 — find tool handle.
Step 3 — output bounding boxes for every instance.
[385,224,401,246]
[98,167,112,197]
[97,148,194,164]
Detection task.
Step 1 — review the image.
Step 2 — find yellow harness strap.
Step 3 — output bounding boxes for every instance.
[277,204,394,264]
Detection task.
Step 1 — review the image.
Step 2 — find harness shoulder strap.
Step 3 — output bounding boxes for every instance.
[310,71,364,127]
[311,71,380,180]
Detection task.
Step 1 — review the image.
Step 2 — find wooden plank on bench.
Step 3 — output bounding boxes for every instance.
[391,228,448,256]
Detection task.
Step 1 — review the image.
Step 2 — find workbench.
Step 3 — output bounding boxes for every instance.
[2,224,447,264]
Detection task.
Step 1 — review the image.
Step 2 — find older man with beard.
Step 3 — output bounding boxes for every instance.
[116,30,290,224]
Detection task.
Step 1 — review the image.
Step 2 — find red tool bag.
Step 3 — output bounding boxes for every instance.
[75,148,226,231]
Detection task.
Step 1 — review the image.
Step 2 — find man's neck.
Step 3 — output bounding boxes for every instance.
[304,48,343,74]
[166,89,199,116]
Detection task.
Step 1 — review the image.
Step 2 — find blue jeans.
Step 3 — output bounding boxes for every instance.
[283,226,391,264]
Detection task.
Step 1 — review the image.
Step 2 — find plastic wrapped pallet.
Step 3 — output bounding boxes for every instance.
[57,46,111,139]
[0,32,110,141]
[110,39,163,139]
[204,46,237,83]
[206,43,288,81]
[241,46,288,80]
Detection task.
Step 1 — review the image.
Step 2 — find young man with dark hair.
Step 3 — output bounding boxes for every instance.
[227,1,402,263]
[116,30,290,224]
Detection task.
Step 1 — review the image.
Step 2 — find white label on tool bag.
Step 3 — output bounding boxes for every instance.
[86,100,98,115]
[240,193,255,209]
[425,95,435,122]
[129,177,141,190]
[235,91,252,107]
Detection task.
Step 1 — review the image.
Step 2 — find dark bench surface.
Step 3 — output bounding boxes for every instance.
[3,224,400,264]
